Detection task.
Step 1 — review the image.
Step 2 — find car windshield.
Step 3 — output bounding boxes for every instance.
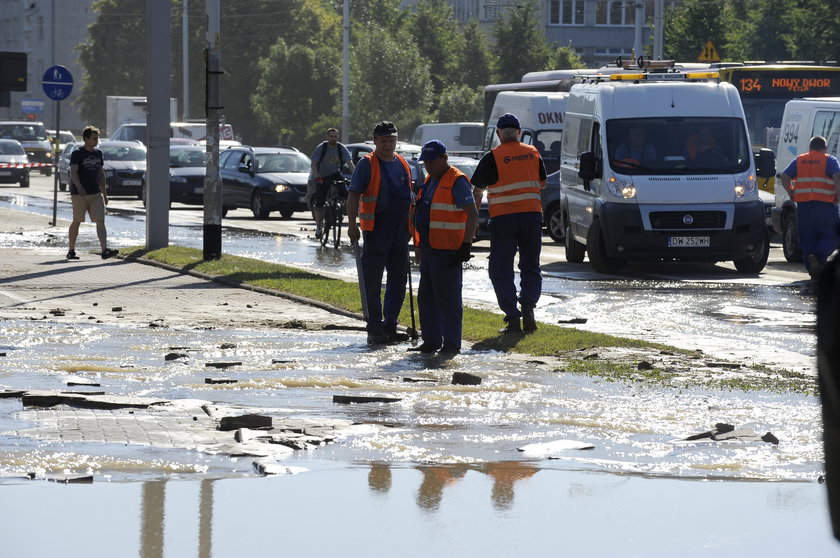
[606,117,751,175]
[0,124,48,141]
[449,158,479,178]
[101,145,146,161]
[169,149,205,167]
[256,152,310,173]
[0,142,24,155]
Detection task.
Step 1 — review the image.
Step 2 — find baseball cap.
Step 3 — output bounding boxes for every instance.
[496,113,521,129]
[373,121,398,137]
[418,139,447,161]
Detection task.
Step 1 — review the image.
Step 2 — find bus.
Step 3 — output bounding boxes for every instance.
[718,64,840,153]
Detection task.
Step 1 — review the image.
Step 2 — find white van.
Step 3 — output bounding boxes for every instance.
[412,122,483,154]
[484,91,568,173]
[773,97,840,262]
[560,72,770,274]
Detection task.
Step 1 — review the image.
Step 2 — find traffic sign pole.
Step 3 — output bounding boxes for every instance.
[42,65,73,227]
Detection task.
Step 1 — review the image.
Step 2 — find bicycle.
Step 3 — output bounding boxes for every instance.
[320,176,349,249]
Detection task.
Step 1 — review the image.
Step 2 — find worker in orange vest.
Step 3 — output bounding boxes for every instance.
[471,113,547,333]
[410,140,478,355]
[346,121,414,345]
[780,135,840,279]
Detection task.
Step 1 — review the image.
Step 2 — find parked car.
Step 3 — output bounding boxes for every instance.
[163,144,206,207]
[47,129,77,153]
[0,121,53,176]
[57,142,77,191]
[219,145,311,219]
[344,141,425,191]
[99,140,147,198]
[110,122,146,143]
[0,139,30,187]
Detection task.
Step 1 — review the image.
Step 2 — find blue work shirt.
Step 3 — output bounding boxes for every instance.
[414,173,475,239]
[783,153,840,178]
[349,155,412,215]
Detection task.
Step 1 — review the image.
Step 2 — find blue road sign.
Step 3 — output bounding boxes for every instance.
[41,65,73,101]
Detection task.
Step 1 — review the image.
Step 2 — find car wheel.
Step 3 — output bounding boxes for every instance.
[279,208,294,219]
[564,223,586,263]
[782,213,802,263]
[251,192,270,219]
[545,203,564,243]
[734,230,770,274]
[586,218,625,274]
[42,167,52,177]
[19,174,29,188]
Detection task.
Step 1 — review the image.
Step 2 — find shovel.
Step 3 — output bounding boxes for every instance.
[352,240,369,320]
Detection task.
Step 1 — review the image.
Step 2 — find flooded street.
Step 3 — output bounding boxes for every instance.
[0,181,835,556]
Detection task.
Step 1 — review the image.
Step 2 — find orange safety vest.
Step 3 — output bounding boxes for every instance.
[487,142,542,217]
[358,152,412,231]
[791,151,837,203]
[415,166,469,250]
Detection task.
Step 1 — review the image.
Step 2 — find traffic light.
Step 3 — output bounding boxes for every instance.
[0,52,27,92]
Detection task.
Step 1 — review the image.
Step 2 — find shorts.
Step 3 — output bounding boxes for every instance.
[71,193,105,223]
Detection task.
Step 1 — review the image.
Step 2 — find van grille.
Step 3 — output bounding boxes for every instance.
[649,211,726,229]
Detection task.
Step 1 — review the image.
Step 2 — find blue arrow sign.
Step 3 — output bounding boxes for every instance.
[42,65,74,101]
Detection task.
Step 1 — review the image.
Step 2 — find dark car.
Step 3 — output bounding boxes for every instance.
[99,140,147,198]
[166,145,206,206]
[0,139,30,187]
[57,142,77,191]
[0,121,52,176]
[219,146,311,219]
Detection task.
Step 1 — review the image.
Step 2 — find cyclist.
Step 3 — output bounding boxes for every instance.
[310,128,354,239]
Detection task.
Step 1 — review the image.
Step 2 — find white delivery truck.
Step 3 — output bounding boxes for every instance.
[559,70,771,274]
[412,122,483,154]
[772,97,840,262]
[484,91,568,173]
[105,96,178,137]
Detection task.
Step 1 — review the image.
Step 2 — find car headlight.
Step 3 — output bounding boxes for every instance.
[606,173,636,199]
[105,170,114,178]
[734,172,757,198]
[274,184,289,193]
[171,176,187,183]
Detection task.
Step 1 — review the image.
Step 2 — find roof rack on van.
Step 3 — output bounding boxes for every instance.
[614,56,676,72]
[576,59,719,84]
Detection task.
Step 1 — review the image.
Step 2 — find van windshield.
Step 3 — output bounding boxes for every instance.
[0,123,49,141]
[606,117,751,175]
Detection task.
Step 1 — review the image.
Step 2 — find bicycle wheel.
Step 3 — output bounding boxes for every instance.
[320,204,332,247]
[333,200,343,249]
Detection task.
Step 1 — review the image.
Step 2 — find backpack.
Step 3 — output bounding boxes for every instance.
[316,141,346,170]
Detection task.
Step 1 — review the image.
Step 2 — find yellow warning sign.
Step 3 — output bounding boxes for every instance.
[698,40,721,63]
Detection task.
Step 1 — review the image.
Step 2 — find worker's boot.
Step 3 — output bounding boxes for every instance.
[499,317,522,334]
[521,304,537,332]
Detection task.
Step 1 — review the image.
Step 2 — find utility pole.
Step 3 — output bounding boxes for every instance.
[203,0,222,260]
[182,1,189,121]
[341,0,349,143]
[633,1,644,59]
[146,0,171,250]
[653,0,664,59]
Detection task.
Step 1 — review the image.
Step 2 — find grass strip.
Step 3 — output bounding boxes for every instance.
[123,245,813,394]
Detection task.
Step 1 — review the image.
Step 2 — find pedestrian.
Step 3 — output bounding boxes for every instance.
[780,135,840,279]
[346,121,414,345]
[471,113,547,333]
[410,140,478,355]
[67,125,118,260]
[310,127,354,239]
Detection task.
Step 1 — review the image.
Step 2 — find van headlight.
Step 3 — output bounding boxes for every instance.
[275,184,289,193]
[607,173,636,199]
[734,172,757,198]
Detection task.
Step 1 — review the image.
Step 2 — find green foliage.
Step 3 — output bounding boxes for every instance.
[435,85,483,122]
[663,0,730,62]
[459,20,497,89]
[493,0,554,83]
[406,0,464,98]
[551,45,586,70]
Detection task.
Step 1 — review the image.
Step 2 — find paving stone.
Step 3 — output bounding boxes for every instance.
[452,372,482,385]
[218,414,273,431]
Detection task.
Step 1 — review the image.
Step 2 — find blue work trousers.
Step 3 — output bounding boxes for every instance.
[361,211,409,334]
[797,201,840,269]
[488,212,542,320]
[418,241,463,350]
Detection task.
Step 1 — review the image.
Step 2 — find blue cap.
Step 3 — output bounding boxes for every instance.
[418,139,447,161]
[496,113,521,129]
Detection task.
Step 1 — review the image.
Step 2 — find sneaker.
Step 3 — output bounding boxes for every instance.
[101,248,119,260]
[521,304,537,332]
[807,253,821,279]
[499,318,522,334]
[315,224,323,239]
[66,250,79,260]
[407,343,440,354]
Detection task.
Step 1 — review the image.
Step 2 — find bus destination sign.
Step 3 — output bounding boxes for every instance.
[732,70,840,97]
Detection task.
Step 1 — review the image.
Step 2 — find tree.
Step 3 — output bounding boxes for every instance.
[493,0,554,83]
[406,0,465,98]
[724,0,798,62]
[459,20,497,89]
[663,0,729,62]
[550,45,585,70]
[435,84,483,122]
[787,0,840,62]
[349,26,433,141]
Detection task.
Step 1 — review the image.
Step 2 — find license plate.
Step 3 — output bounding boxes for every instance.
[122,179,142,186]
[668,236,710,247]
[193,187,204,194]
[0,171,10,176]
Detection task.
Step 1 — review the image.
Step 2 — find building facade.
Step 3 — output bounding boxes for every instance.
[0,0,97,132]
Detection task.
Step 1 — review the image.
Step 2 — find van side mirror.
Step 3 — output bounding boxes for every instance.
[578,151,600,181]
[755,148,776,178]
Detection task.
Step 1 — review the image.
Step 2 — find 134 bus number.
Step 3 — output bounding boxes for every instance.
[738,78,762,92]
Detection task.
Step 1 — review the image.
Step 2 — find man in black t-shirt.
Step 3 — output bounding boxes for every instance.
[67,125,118,260]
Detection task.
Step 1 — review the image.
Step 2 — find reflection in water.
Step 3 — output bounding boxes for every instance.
[368,462,392,494]
[141,481,165,558]
[479,461,540,510]
[199,480,213,558]
[417,465,469,511]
